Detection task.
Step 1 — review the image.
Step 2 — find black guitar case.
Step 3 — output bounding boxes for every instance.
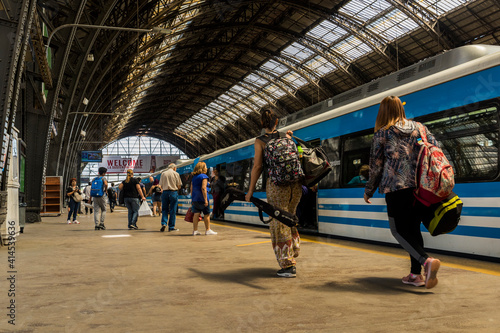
[220,187,298,228]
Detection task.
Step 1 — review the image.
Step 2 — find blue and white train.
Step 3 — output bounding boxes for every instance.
[147,45,500,260]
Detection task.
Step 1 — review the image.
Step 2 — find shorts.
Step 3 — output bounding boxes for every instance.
[192,201,210,215]
[152,193,162,202]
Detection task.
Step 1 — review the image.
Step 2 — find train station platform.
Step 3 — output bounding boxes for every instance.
[5,206,500,332]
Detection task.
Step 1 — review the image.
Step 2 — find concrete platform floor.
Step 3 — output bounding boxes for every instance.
[2,206,500,333]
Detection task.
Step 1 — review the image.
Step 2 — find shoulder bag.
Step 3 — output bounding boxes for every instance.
[293,136,333,187]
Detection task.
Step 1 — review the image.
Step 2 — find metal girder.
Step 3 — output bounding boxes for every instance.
[55,0,120,176]
[31,12,53,89]
[137,57,310,108]
[385,0,454,49]
[59,0,166,176]
[0,0,37,189]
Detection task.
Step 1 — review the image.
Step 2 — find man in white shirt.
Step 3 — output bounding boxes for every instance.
[159,163,182,232]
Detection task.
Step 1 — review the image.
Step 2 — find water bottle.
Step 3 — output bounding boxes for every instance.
[297,145,303,159]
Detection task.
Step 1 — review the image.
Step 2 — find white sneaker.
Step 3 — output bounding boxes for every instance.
[205,229,217,235]
[193,230,201,236]
[73,220,80,224]
[67,220,72,224]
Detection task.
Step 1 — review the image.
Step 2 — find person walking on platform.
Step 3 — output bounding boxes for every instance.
[210,169,225,219]
[191,161,217,236]
[107,182,117,212]
[245,108,302,278]
[83,182,93,214]
[119,169,146,229]
[66,178,81,224]
[159,163,182,232]
[364,96,441,289]
[92,167,108,230]
[146,179,162,217]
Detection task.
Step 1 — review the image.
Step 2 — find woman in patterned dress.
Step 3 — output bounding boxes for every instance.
[246,108,302,278]
[364,96,441,289]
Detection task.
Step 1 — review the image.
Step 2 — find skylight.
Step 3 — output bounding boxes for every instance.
[174,0,470,142]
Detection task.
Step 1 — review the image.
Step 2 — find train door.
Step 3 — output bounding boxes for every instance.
[341,130,373,187]
[213,163,227,220]
[297,138,320,231]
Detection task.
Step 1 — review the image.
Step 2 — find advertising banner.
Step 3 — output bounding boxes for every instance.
[99,155,180,174]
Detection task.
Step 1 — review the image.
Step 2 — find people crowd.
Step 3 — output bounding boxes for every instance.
[62,96,443,288]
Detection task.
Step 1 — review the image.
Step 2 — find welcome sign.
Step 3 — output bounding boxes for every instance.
[99,155,180,173]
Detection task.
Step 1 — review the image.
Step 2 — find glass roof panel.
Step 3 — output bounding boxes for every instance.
[247,94,268,107]
[244,73,269,87]
[235,103,253,115]
[230,85,252,97]
[263,84,287,99]
[261,60,289,75]
[282,42,315,62]
[368,9,419,41]
[282,72,308,89]
[305,56,337,74]
[419,0,468,15]
[334,36,372,60]
[307,20,347,45]
[219,94,238,104]
[340,0,391,21]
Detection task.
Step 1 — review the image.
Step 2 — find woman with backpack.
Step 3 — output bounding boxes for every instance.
[364,96,441,289]
[246,108,303,278]
[147,179,162,217]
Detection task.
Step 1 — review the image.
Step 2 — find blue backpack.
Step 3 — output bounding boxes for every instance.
[90,177,105,197]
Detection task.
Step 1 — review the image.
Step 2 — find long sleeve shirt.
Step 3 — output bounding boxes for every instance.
[364,120,438,197]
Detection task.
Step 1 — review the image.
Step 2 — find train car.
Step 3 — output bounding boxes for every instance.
[146,45,500,260]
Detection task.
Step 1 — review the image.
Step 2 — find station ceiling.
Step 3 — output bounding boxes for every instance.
[36,0,500,157]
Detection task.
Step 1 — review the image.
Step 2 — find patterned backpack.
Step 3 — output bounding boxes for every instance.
[260,131,304,186]
[414,123,455,206]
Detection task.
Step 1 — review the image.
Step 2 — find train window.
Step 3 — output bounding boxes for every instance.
[341,131,373,187]
[420,105,499,181]
[319,137,341,189]
[225,163,236,188]
[234,159,252,191]
[180,173,192,195]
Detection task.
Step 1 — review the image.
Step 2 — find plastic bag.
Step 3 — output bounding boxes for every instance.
[138,200,153,217]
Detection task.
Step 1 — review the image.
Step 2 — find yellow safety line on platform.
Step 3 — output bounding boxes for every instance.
[211,222,500,277]
[237,240,271,247]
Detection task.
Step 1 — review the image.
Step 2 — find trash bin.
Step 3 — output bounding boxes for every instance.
[19,202,27,233]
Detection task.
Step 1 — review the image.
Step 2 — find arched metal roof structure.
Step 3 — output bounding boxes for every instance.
[33,0,500,170]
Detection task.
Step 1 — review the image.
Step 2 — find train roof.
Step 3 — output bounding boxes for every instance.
[278,45,500,129]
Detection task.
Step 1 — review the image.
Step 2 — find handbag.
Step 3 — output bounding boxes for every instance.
[73,192,83,202]
[184,208,194,222]
[293,136,333,187]
[184,207,203,223]
[138,200,153,217]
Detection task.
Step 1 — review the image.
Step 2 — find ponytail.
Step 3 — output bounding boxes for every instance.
[260,108,277,130]
[125,169,133,183]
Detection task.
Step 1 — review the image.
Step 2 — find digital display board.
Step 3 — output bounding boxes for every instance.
[81,150,103,162]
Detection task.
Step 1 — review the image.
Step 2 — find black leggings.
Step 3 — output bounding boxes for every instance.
[386,188,428,274]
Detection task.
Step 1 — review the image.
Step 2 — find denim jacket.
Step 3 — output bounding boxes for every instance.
[364,120,438,197]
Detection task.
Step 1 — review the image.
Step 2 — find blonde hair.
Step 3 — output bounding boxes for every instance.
[192,162,207,175]
[374,96,407,132]
[125,169,134,183]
